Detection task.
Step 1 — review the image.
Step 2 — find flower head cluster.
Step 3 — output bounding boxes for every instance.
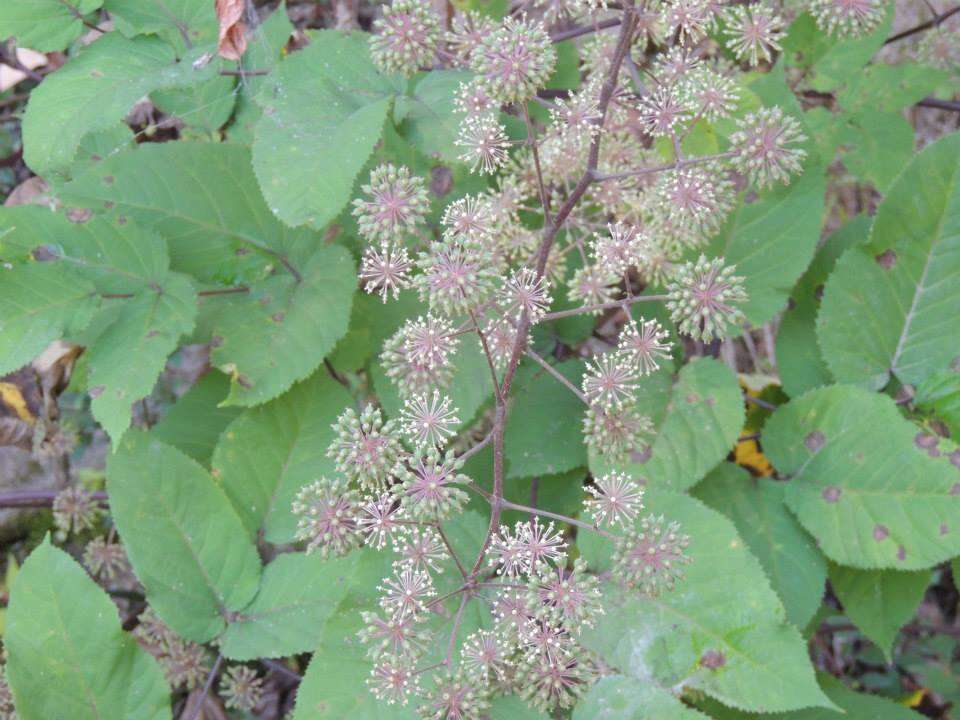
[471,15,556,105]
[328,405,404,490]
[292,476,360,558]
[52,485,101,535]
[730,107,807,188]
[370,0,441,76]
[382,315,459,397]
[353,164,430,244]
[83,535,132,580]
[612,514,691,594]
[585,472,645,528]
[724,5,784,66]
[220,665,264,712]
[809,0,885,38]
[401,390,460,448]
[134,609,210,691]
[667,254,747,341]
[618,317,671,375]
[582,402,652,460]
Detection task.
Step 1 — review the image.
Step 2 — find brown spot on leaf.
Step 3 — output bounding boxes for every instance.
[430,166,454,196]
[700,650,726,669]
[875,249,897,269]
[950,483,960,495]
[873,524,889,541]
[629,444,652,464]
[822,486,841,503]
[146,330,159,339]
[949,449,960,469]
[65,207,92,224]
[814,284,825,302]
[103,175,114,185]
[940,523,949,536]
[235,247,250,256]
[271,313,285,323]
[915,433,940,457]
[210,335,224,348]
[805,430,825,452]
[897,545,907,561]
[685,393,700,404]
[706,396,716,407]
[117,215,127,225]
[89,385,105,399]
[103,201,114,209]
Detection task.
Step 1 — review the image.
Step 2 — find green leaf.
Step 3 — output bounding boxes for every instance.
[21,34,218,176]
[0,262,98,376]
[62,142,320,283]
[505,360,587,479]
[104,0,216,52]
[697,673,923,719]
[775,216,868,398]
[706,66,825,326]
[88,272,197,444]
[804,4,894,93]
[574,676,710,720]
[763,385,960,569]
[839,110,914,193]
[489,696,549,719]
[590,358,744,492]
[398,70,473,163]
[0,0,103,52]
[152,74,237,135]
[580,491,833,713]
[291,549,410,720]
[828,563,930,660]
[212,370,352,542]
[5,540,170,720]
[835,63,950,115]
[914,370,960,438]
[107,433,262,642]
[151,370,242,466]
[694,463,827,629]
[253,30,397,229]
[817,132,960,390]
[207,245,355,406]
[222,552,360,660]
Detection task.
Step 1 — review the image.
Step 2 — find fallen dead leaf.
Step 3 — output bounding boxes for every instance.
[0,48,47,92]
[216,0,247,61]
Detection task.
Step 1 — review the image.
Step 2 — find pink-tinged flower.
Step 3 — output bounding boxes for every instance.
[454,79,498,119]
[446,10,496,67]
[461,630,510,680]
[549,82,602,146]
[456,115,511,175]
[666,254,746,341]
[83,536,131,580]
[401,390,460,448]
[415,240,498,316]
[613,514,691,594]
[360,610,433,659]
[659,166,733,234]
[481,316,519,371]
[291,477,360,558]
[919,29,960,71]
[810,0,885,38]
[520,619,570,661]
[357,493,406,550]
[360,243,413,303]
[399,451,469,520]
[730,107,806,188]
[399,315,458,373]
[638,87,692,138]
[52,486,101,534]
[499,268,552,324]
[681,66,739,121]
[582,403,652,460]
[489,525,528,577]
[517,649,591,712]
[591,222,647,276]
[379,565,436,617]
[382,324,454,398]
[618,317,671,375]
[568,264,618,310]
[655,47,701,84]
[529,558,604,629]
[327,405,404,491]
[352,164,430,244]
[472,15,556,104]
[492,589,536,637]
[664,0,715,45]
[369,0,441,76]
[368,658,419,705]
[220,665,263,712]
[584,472,645,528]
[724,6,784,65]
[395,526,447,573]
[582,353,639,410]
[516,517,567,568]
[421,670,490,720]
[442,195,494,243]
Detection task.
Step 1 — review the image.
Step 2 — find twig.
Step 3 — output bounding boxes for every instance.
[220,69,269,76]
[261,658,302,683]
[917,97,960,112]
[434,524,469,579]
[540,294,668,322]
[884,5,960,44]
[525,349,589,405]
[185,654,223,720]
[590,151,734,182]
[551,17,621,42]
[457,429,494,464]
[0,490,108,508]
[743,393,777,411]
[522,104,551,226]
[468,484,613,538]
[445,594,469,665]
[102,286,250,299]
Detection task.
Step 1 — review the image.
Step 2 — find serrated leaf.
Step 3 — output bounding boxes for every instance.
[504,360,587,479]
[151,370,242,466]
[207,245,355,406]
[0,262,98,376]
[694,463,827,629]
[579,491,833,713]
[152,73,237,134]
[804,4,894,93]
[840,110,914,193]
[764,385,960,569]
[62,142,319,283]
[88,272,197,444]
[107,433,262,642]
[590,358,744,492]
[914,370,960,438]
[212,370,352,542]
[5,540,170,720]
[574,676,710,720]
[817,132,960,390]
[398,70,473,163]
[21,34,218,176]
[828,563,929,661]
[775,216,868,398]
[705,65,825,326]
[253,30,397,229]
[104,0,216,52]
[0,0,103,52]
[222,552,358,660]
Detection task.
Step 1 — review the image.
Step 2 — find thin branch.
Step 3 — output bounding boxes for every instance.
[261,658,302,683]
[591,151,734,182]
[219,69,269,76]
[101,286,250,300]
[525,349,589,405]
[456,429,494,464]
[445,594,469,665]
[434,524,469,579]
[917,97,960,112]
[468,484,613,538]
[541,294,668,322]
[185,654,223,720]
[522,104,552,226]
[551,17,622,42]
[468,308,505,405]
[425,584,468,609]
[743,393,777,411]
[884,4,960,44]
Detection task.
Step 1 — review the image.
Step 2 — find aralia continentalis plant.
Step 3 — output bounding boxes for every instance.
[292,0,811,715]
